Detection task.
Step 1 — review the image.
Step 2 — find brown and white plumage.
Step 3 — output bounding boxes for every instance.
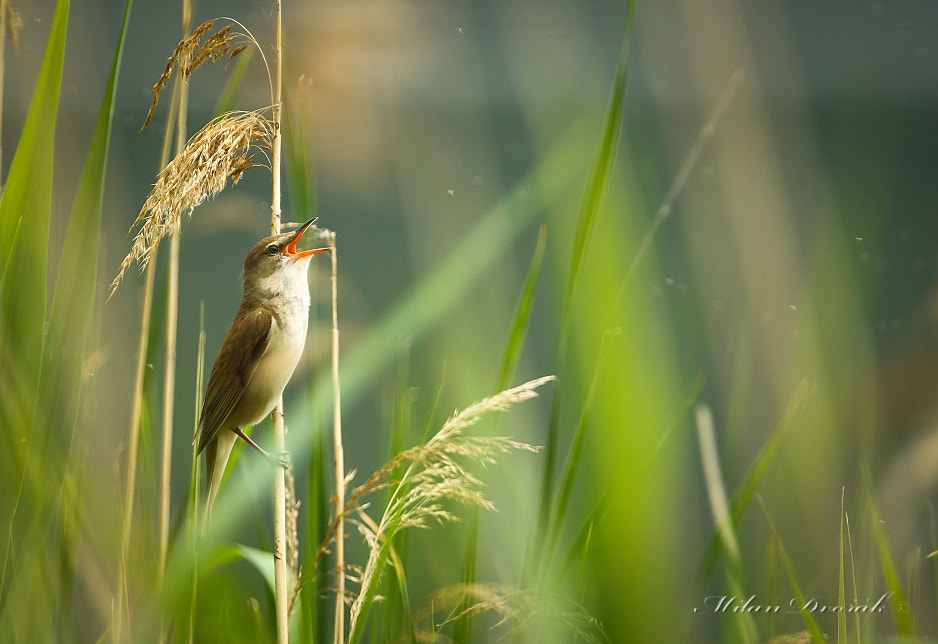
[195,218,329,520]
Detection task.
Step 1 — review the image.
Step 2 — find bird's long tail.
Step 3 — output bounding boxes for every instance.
[202,430,238,531]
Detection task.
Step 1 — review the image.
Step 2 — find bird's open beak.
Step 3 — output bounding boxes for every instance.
[285,217,331,259]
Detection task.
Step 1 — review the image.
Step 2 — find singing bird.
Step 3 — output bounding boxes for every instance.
[196,218,330,517]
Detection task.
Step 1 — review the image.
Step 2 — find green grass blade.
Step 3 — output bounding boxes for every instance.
[0,0,68,417]
[0,1,69,636]
[212,46,253,117]
[284,92,316,220]
[868,493,917,638]
[187,303,206,641]
[697,377,816,584]
[235,544,276,597]
[845,506,861,643]
[455,224,547,638]
[558,495,607,578]
[381,347,414,640]
[302,425,327,643]
[540,0,633,554]
[497,225,547,392]
[543,329,619,565]
[696,405,758,643]
[838,488,847,643]
[757,496,825,643]
[558,10,631,338]
[292,126,589,435]
[42,0,131,440]
[451,510,479,642]
[0,0,66,260]
[348,526,394,644]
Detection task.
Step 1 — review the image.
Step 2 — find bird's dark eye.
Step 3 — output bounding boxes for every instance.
[265,244,279,256]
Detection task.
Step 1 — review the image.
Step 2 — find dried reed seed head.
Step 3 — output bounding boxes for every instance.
[142,20,250,130]
[3,1,22,49]
[109,110,274,297]
[345,377,553,632]
[188,25,238,74]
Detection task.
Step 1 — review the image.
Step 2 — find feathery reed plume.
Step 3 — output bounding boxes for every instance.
[110,110,274,296]
[142,19,250,130]
[342,376,553,639]
[1,0,22,50]
[414,583,605,642]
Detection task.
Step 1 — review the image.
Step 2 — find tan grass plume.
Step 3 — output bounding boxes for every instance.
[110,109,274,297]
[343,376,554,632]
[1,1,22,49]
[415,583,605,642]
[142,19,249,131]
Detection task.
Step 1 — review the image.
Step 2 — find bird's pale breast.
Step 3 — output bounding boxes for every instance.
[226,300,309,429]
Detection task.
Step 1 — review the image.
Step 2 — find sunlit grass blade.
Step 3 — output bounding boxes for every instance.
[452,224,548,639]
[40,0,131,463]
[0,0,67,427]
[452,513,479,642]
[838,490,847,643]
[868,491,917,638]
[497,225,547,391]
[346,378,551,643]
[557,495,607,579]
[757,496,825,643]
[381,345,415,640]
[284,89,316,219]
[838,488,847,643]
[539,0,633,558]
[543,329,619,566]
[0,1,68,636]
[698,377,816,584]
[845,503,862,643]
[696,405,758,643]
[558,9,632,335]
[184,302,206,641]
[292,128,590,456]
[299,424,327,642]
[212,45,253,116]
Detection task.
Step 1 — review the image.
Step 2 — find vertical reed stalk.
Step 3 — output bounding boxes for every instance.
[159,1,192,586]
[330,236,345,644]
[270,1,290,642]
[116,73,181,644]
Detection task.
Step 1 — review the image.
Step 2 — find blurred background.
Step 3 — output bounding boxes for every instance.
[6,0,938,641]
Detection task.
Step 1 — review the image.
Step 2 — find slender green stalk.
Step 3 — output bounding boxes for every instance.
[612,68,743,307]
[537,2,632,566]
[543,329,618,565]
[117,9,182,642]
[159,1,191,588]
[757,496,824,642]
[270,2,290,641]
[330,234,346,644]
[868,490,917,638]
[497,225,547,392]
[119,81,177,572]
[187,304,206,643]
[697,378,815,584]
[838,488,847,643]
[696,406,758,643]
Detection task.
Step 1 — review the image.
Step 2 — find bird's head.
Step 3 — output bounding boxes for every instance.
[242,218,331,300]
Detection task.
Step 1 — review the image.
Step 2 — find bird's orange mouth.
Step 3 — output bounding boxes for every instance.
[285,218,331,259]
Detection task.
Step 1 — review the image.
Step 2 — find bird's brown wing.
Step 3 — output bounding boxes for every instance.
[196,306,273,454]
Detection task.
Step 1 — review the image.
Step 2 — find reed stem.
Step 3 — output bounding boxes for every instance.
[270,1,290,641]
[330,235,345,644]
